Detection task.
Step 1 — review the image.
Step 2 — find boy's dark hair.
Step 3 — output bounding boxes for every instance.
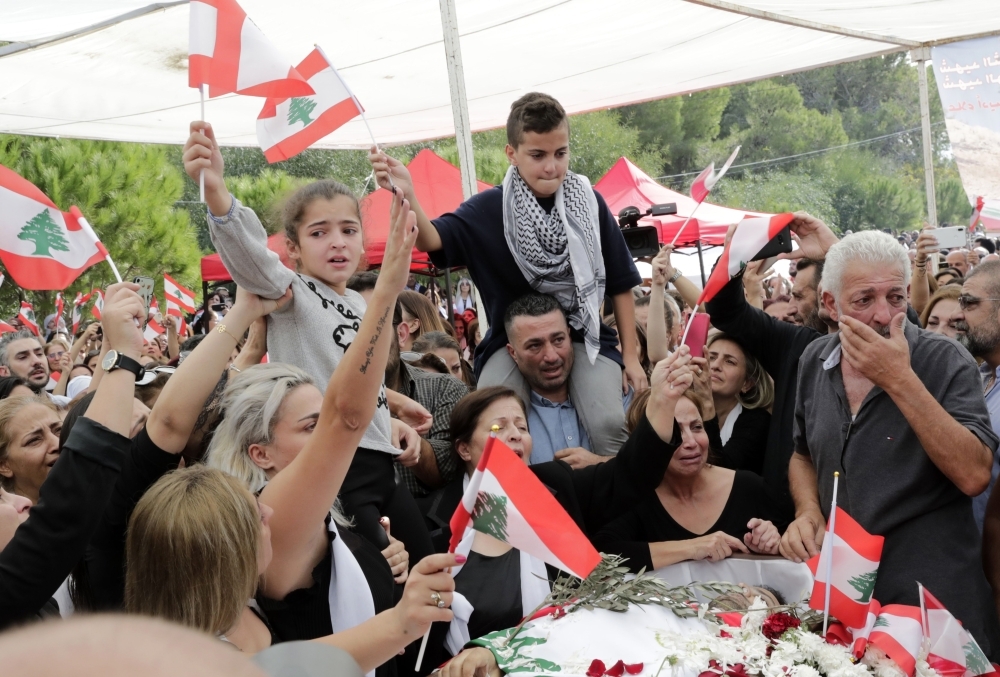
[347,271,379,294]
[506,93,568,148]
[503,293,566,337]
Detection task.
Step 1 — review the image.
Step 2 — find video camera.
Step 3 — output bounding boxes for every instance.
[617,203,677,258]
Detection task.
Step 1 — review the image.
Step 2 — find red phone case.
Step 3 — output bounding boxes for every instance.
[684,313,711,358]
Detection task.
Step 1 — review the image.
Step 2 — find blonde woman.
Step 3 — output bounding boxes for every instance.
[690,333,773,476]
[127,465,461,667]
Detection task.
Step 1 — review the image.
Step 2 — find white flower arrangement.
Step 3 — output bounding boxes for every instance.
[651,598,938,677]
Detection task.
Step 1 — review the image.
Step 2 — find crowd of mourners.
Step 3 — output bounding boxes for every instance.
[2,91,1000,677]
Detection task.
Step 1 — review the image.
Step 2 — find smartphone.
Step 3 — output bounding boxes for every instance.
[133,276,155,330]
[751,226,793,262]
[933,225,967,250]
[683,312,711,358]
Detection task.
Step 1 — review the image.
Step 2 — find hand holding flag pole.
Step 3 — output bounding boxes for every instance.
[313,44,396,194]
[199,85,206,203]
[822,471,840,637]
[413,424,503,672]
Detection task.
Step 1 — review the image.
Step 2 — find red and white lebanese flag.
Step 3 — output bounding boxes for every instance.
[807,505,884,629]
[0,321,15,334]
[92,289,105,321]
[164,273,196,317]
[257,47,363,163]
[0,166,107,291]
[55,292,65,324]
[697,213,795,306]
[690,146,741,203]
[144,316,166,342]
[869,605,924,677]
[189,0,314,99]
[72,291,91,334]
[921,584,994,677]
[449,435,601,580]
[970,196,985,230]
[19,302,39,336]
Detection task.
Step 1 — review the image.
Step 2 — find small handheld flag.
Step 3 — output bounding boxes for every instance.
[669,146,741,247]
[19,302,39,336]
[920,584,993,677]
[257,47,363,163]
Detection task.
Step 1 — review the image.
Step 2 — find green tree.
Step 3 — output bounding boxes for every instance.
[0,134,202,321]
[18,210,71,257]
[964,641,991,675]
[287,97,318,127]
[711,169,839,229]
[936,175,973,226]
[715,81,848,165]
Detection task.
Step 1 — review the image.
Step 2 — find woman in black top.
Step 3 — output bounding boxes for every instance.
[0,282,146,629]
[594,391,780,574]
[700,333,772,475]
[420,348,695,663]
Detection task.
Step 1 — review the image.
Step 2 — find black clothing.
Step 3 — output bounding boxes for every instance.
[454,549,523,642]
[704,408,771,475]
[249,605,282,647]
[82,425,180,610]
[422,412,680,550]
[429,186,641,376]
[341,447,434,565]
[705,276,820,523]
[593,470,771,573]
[257,523,399,677]
[0,418,127,629]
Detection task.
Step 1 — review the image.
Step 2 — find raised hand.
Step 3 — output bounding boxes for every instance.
[182,121,231,217]
[375,188,418,294]
[102,282,146,360]
[778,212,839,262]
[651,246,674,289]
[380,518,410,584]
[839,313,910,392]
[369,146,414,199]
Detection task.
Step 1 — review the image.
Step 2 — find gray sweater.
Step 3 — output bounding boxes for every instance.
[208,199,396,455]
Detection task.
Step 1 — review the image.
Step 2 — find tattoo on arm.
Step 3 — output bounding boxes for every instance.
[359,307,391,374]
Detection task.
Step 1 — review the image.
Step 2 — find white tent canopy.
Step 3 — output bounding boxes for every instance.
[1,1,997,149]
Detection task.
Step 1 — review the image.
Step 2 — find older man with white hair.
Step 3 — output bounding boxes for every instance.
[782,230,1000,657]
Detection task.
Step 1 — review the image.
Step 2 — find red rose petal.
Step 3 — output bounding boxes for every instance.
[587,660,607,677]
[606,660,626,677]
[625,663,644,675]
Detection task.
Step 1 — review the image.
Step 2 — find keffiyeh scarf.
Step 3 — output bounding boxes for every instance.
[502,165,606,364]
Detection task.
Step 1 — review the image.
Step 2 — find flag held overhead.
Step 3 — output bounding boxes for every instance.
[257,48,363,163]
[189,0,314,99]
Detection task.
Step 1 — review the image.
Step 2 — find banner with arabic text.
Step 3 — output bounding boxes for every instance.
[932,36,1000,204]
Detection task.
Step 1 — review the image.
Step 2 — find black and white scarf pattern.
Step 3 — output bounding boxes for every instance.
[502,165,606,363]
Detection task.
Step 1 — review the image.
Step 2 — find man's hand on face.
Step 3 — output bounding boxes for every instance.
[839,313,911,392]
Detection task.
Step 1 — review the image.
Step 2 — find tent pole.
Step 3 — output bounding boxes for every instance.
[444,269,455,330]
[912,47,938,228]
[438,0,478,200]
[696,240,707,288]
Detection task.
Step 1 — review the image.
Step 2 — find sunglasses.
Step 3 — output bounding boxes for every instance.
[136,366,176,386]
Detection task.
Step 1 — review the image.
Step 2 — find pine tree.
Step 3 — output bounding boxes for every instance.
[847,570,877,603]
[18,210,70,257]
[873,616,889,628]
[472,492,509,542]
[287,97,318,127]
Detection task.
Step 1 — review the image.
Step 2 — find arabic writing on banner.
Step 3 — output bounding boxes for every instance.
[932,36,1000,203]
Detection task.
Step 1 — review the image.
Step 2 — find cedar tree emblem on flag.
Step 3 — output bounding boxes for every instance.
[849,570,877,604]
[472,492,509,542]
[19,210,71,257]
[288,97,317,126]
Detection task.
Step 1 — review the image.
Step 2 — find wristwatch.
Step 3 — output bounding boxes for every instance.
[668,270,682,284]
[102,350,146,381]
